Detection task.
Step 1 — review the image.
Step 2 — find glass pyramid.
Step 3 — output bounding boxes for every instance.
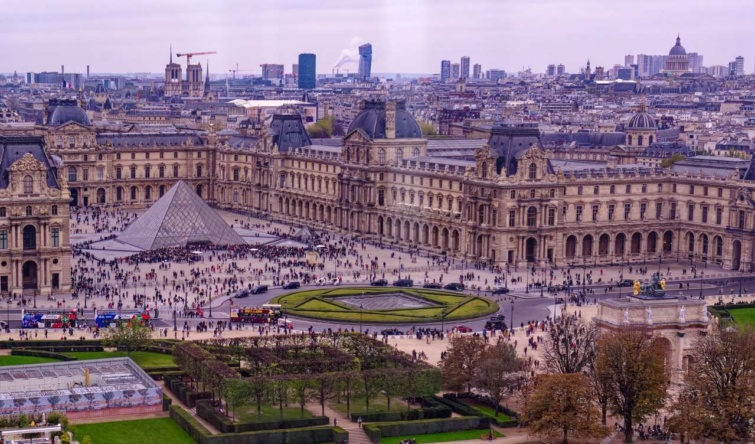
[116,180,245,251]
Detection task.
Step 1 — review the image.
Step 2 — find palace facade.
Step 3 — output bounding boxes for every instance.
[5,98,755,295]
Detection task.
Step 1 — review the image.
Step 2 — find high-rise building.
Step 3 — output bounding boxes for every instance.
[624,54,635,67]
[451,63,460,79]
[688,53,704,73]
[546,64,556,76]
[486,69,506,82]
[473,63,482,79]
[460,56,470,79]
[440,60,451,82]
[292,64,299,79]
[735,56,745,76]
[297,54,316,89]
[358,43,372,80]
[728,61,737,77]
[556,64,565,76]
[260,64,284,80]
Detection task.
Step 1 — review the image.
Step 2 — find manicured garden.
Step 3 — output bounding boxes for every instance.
[72,418,195,444]
[0,355,59,366]
[233,403,313,423]
[456,398,512,421]
[727,307,755,325]
[380,429,503,444]
[270,287,498,324]
[61,350,175,369]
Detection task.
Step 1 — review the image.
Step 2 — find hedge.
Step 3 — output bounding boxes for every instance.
[11,349,76,361]
[363,417,490,443]
[0,339,104,350]
[349,397,451,422]
[162,393,173,412]
[148,370,185,381]
[170,405,348,444]
[164,374,212,408]
[196,399,329,433]
[441,394,518,428]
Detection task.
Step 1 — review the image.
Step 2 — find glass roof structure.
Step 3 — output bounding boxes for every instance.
[116,180,245,251]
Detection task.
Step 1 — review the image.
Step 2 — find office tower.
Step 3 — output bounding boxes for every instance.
[486,69,506,82]
[441,60,451,82]
[451,63,460,79]
[735,56,745,76]
[260,64,284,80]
[358,43,372,80]
[546,64,556,76]
[460,56,470,79]
[624,54,635,67]
[292,64,299,78]
[473,63,482,79]
[297,54,316,89]
[728,61,737,77]
[556,64,565,76]
[688,53,704,73]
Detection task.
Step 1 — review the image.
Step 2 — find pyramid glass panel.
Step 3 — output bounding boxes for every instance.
[116,181,245,251]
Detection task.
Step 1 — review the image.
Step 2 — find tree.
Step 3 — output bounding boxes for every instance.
[595,328,668,443]
[311,372,337,416]
[288,376,313,418]
[137,389,149,406]
[68,394,81,412]
[83,393,95,410]
[102,321,152,357]
[660,153,685,168]
[474,342,523,416]
[521,373,609,444]
[668,329,755,443]
[28,397,40,412]
[439,336,486,393]
[543,316,598,374]
[224,379,252,421]
[122,390,135,407]
[419,122,437,136]
[47,396,60,412]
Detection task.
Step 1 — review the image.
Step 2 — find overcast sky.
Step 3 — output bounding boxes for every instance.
[1,0,751,76]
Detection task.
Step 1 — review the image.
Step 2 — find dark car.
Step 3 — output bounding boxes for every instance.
[371,279,388,286]
[484,315,507,331]
[423,282,442,289]
[444,282,465,291]
[491,287,510,294]
[282,281,301,289]
[233,289,250,299]
[381,328,403,336]
[547,284,564,292]
[251,285,268,294]
[393,279,414,287]
[616,279,634,287]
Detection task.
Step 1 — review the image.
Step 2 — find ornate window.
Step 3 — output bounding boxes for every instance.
[68,167,77,182]
[526,207,537,227]
[23,175,33,194]
[528,163,537,180]
[378,149,386,165]
[51,205,58,216]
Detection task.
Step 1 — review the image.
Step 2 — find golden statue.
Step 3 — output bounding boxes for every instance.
[660,278,666,290]
[633,280,641,296]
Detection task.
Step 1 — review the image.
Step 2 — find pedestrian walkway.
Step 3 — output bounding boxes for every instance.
[305,402,371,444]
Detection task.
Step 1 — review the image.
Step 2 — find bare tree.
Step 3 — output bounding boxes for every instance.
[595,328,668,443]
[669,328,755,443]
[474,342,523,416]
[542,316,598,374]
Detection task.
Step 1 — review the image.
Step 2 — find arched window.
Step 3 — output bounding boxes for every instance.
[130,186,137,200]
[378,149,386,165]
[638,135,644,146]
[396,148,404,163]
[68,167,77,182]
[144,186,152,200]
[527,207,537,227]
[528,163,537,179]
[23,175,33,194]
[412,147,420,157]
[627,134,633,145]
[649,135,654,144]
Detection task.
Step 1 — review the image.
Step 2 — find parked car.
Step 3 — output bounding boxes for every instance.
[423,282,442,289]
[491,287,510,294]
[454,325,473,333]
[393,279,414,287]
[547,284,564,292]
[616,279,634,287]
[233,289,250,299]
[251,285,268,294]
[444,282,465,291]
[282,281,301,289]
[371,279,388,286]
[381,328,404,336]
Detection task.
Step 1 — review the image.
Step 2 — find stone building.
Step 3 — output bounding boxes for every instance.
[0,135,71,297]
[6,98,755,277]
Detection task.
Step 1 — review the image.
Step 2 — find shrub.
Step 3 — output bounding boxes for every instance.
[363,417,490,442]
[162,393,172,412]
[11,349,75,361]
[196,399,330,433]
[349,398,451,422]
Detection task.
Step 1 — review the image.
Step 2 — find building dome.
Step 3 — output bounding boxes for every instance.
[48,100,91,126]
[669,35,687,56]
[627,113,656,130]
[347,100,422,139]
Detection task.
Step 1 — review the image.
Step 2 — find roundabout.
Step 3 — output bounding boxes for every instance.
[270,287,500,324]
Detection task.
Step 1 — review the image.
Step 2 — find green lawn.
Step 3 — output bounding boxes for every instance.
[0,355,59,366]
[728,307,755,325]
[61,351,176,369]
[234,403,313,423]
[330,396,405,415]
[71,418,195,444]
[457,399,512,421]
[380,429,503,444]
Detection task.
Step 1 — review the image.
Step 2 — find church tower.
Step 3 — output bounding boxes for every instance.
[203,62,214,101]
[164,45,182,97]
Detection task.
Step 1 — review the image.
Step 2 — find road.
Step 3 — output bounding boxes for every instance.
[3,275,751,334]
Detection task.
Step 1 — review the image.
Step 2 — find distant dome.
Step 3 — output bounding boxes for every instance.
[669,35,687,56]
[347,100,422,139]
[627,113,656,130]
[48,100,90,126]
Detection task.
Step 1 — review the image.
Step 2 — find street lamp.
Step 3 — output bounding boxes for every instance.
[509,300,515,334]
[525,264,530,294]
[173,310,177,332]
[207,284,212,318]
[441,307,447,336]
[359,304,363,333]
[739,267,744,298]
[33,289,36,309]
[699,271,704,299]
[618,257,624,298]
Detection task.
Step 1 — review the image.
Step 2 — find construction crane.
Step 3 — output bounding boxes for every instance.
[176,51,217,66]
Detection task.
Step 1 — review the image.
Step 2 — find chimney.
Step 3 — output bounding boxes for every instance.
[385,101,396,139]
[61,65,64,76]
[87,65,90,79]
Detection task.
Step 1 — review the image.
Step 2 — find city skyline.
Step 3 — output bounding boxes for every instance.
[1,0,753,76]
